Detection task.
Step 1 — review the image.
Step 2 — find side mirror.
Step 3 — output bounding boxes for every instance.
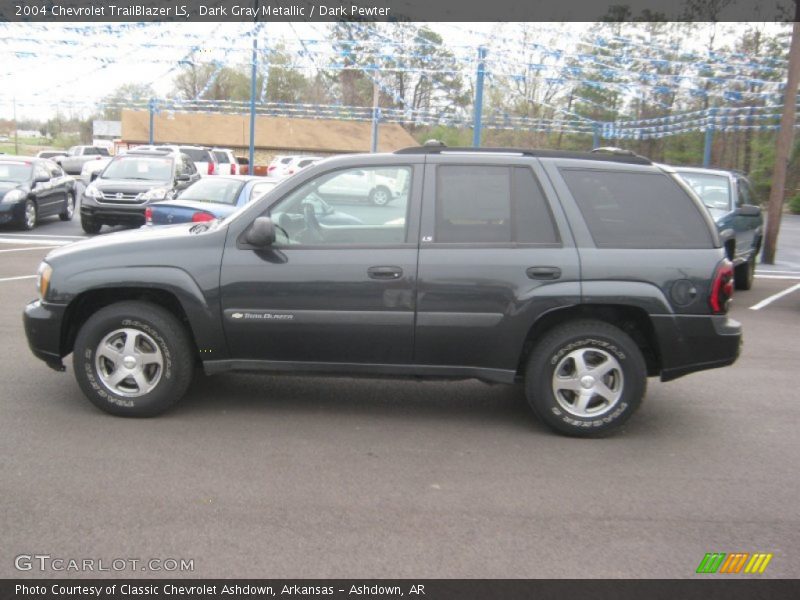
[34,175,49,184]
[737,205,761,217]
[90,172,100,182]
[244,216,276,247]
[176,174,191,183]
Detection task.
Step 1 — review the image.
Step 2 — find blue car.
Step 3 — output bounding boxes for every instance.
[146,175,364,227]
[145,176,278,225]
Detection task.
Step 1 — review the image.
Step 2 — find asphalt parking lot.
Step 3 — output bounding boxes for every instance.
[1,209,798,579]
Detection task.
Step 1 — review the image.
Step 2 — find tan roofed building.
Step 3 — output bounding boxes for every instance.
[120,110,417,163]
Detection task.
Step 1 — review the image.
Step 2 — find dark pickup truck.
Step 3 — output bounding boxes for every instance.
[674,167,764,290]
[24,146,741,436]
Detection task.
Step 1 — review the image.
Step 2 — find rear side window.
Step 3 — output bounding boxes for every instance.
[435,165,558,244]
[560,169,714,249]
[213,151,230,164]
[181,148,211,162]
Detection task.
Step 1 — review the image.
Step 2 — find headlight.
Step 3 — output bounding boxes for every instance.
[138,187,170,201]
[84,185,103,199]
[36,262,53,300]
[2,189,26,203]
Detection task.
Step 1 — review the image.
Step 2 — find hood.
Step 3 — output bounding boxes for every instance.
[45,222,204,263]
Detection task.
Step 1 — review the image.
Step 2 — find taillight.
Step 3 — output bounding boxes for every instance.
[144,207,153,224]
[191,211,215,222]
[268,165,276,172]
[231,163,237,175]
[208,162,215,175]
[709,259,734,314]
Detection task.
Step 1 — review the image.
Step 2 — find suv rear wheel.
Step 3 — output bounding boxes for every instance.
[73,301,194,417]
[524,320,646,437]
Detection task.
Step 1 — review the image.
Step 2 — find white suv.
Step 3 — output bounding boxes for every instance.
[211,148,239,175]
[136,145,219,176]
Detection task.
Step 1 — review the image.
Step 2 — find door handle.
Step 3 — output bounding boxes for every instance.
[526,266,562,280]
[368,266,403,280]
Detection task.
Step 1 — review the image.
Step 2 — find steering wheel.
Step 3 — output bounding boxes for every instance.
[303,203,324,242]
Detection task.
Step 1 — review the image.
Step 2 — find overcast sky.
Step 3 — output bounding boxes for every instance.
[0,22,788,122]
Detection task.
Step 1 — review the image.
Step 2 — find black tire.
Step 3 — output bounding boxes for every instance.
[524,320,647,437]
[73,301,194,417]
[734,254,755,290]
[81,215,102,234]
[59,192,75,221]
[368,185,392,206]
[18,199,37,231]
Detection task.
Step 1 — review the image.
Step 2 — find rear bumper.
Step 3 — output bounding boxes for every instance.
[23,300,66,371]
[653,314,742,382]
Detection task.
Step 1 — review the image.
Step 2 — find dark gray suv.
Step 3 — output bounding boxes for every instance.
[24,146,741,436]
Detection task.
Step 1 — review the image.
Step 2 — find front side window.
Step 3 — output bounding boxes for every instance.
[268,166,411,246]
[46,160,63,178]
[33,163,50,181]
[737,178,756,207]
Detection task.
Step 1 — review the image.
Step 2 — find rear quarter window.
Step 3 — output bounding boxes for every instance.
[181,148,211,162]
[560,168,714,249]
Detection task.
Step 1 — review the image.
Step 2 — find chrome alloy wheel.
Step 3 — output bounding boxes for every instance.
[94,328,164,397]
[372,188,390,205]
[24,201,36,229]
[65,194,74,218]
[552,348,624,417]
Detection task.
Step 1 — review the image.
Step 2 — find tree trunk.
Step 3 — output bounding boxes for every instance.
[762,18,800,264]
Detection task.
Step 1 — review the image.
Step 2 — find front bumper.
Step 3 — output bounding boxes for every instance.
[23,299,67,372]
[0,200,25,225]
[80,200,146,226]
[654,314,742,382]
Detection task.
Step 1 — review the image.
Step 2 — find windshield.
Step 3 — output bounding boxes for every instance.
[0,161,32,183]
[177,178,244,205]
[100,156,174,181]
[676,172,731,210]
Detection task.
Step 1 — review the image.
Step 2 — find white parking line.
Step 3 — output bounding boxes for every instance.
[0,275,37,283]
[755,274,800,280]
[749,282,800,310]
[0,246,56,253]
[0,233,87,239]
[0,238,69,246]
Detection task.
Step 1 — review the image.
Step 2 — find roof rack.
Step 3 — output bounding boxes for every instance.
[394,143,652,165]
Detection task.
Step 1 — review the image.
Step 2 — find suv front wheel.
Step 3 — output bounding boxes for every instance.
[524,320,646,437]
[73,301,194,417]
